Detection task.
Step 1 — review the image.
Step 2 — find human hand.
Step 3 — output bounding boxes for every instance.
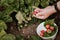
[33,6,56,19]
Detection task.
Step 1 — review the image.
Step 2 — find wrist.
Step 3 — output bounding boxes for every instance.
[44,6,57,17]
[47,6,57,14]
[51,6,57,14]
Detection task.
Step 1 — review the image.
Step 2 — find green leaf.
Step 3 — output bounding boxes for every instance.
[24,0,32,5]
[40,0,50,7]
[16,35,24,40]
[3,15,13,22]
[31,35,42,40]
[1,34,16,40]
[7,0,15,3]
[34,0,40,7]
[3,6,16,15]
[0,0,7,4]
[0,20,7,30]
[19,0,24,5]
[0,30,6,38]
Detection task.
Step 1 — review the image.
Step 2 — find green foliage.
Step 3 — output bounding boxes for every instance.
[0,30,6,38]
[0,12,13,22]
[40,0,50,7]
[31,35,42,40]
[44,19,54,26]
[16,35,42,40]
[0,20,15,40]
[0,20,7,30]
[16,35,25,40]
[0,34,16,40]
[0,0,19,23]
[2,15,12,22]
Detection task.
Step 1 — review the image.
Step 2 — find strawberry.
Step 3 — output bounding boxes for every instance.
[46,24,50,29]
[50,27,54,31]
[40,32,44,37]
[46,29,52,33]
[33,10,40,15]
[41,30,45,34]
[34,10,40,13]
[32,11,37,15]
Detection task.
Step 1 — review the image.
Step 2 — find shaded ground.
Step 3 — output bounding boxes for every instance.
[55,29,60,40]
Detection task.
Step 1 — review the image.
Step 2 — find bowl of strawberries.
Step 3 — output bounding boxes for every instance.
[36,20,58,40]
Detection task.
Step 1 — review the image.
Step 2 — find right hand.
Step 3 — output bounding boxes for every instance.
[33,6,56,19]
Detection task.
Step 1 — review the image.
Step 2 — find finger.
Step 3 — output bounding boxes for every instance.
[33,12,45,19]
[34,8,43,12]
[33,14,36,17]
[36,16,45,19]
[33,13,44,19]
[36,12,43,16]
[33,14,45,19]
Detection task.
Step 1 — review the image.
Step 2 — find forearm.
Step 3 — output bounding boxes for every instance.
[57,1,60,10]
[52,1,60,13]
[46,1,60,14]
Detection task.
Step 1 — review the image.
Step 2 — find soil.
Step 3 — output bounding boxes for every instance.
[6,21,39,37]
[55,30,60,40]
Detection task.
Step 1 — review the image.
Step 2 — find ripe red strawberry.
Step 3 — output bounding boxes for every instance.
[33,10,40,15]
[50,27,54,31]
[46,24,50,29]
[34,10,40,13]
[40,32,44,37]
[32,11,37,15]
[46,29,52,33]
[41,30,45,34]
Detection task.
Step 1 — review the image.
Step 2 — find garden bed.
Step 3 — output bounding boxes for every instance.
[0,0,60,40]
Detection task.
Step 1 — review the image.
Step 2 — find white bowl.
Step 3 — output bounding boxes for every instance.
[36,22,58,40]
